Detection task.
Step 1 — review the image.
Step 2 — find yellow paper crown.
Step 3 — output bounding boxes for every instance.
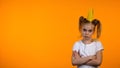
[87,9,94,22]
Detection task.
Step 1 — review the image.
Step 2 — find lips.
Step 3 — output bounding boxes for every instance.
[84,36,89,38]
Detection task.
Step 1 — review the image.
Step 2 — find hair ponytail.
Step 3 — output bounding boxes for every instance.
[92,19,101,39]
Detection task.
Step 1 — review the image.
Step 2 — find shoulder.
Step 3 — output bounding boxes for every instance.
[72,40,82,48]
[73,40,82,46]
[94,40,104,51]
[93,39,102,45]
[72,40,82,52]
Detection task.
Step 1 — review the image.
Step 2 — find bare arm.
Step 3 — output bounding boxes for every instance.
[72,51,94,66]
[85,50,103,66]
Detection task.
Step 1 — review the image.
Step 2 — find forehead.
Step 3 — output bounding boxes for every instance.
[82,23,94,29]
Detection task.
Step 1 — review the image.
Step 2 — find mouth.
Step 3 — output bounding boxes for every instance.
[84,36,89,38]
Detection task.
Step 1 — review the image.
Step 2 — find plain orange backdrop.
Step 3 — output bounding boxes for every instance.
[0,0,120,68]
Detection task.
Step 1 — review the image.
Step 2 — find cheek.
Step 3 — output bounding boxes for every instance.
[89,32,94,35]
[80,31,85,36]
[81,30,85,34]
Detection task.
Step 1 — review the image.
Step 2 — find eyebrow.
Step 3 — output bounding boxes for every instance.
[83,28,92,31]
[83,28,93,32]
[88,30,92,32]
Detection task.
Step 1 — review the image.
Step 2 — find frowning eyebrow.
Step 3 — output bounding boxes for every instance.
[83,28,93,32]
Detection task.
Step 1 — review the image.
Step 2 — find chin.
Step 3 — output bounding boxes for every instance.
[84,37,90,40]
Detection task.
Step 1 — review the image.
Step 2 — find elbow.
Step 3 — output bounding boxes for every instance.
[72,61,76,66]
[72,63,76,66]
[72,60,80,66]
[72,60,81,66]
[96,61,102,66]
[71,57,78,66]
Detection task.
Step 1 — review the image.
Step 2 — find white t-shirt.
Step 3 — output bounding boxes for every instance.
[72,40,104,68]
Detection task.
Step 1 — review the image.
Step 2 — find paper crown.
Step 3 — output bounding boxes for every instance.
[87,9,94,22]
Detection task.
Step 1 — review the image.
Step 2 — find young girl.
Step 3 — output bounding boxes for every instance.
[72,10,104,68]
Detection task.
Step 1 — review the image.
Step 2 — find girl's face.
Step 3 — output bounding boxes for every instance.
[81,23,95,40]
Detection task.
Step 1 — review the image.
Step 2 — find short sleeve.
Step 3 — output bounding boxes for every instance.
[96,41,104,52]
[72,42,80,52]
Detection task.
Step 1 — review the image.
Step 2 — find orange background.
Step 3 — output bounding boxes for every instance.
[0,0,120,68]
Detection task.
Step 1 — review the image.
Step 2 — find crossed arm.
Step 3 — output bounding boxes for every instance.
[72,50,103,66]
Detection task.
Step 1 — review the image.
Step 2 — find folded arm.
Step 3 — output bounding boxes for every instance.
[72,51,94,66]
[72,50,103,66]
[85,50,103,66]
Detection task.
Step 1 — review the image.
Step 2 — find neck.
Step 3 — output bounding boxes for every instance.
[82,38,93,44]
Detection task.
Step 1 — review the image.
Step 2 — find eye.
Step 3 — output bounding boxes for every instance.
[83,29,87,32]
[88,30,93,32]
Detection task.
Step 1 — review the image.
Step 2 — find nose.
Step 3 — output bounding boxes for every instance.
[85,31,89,35]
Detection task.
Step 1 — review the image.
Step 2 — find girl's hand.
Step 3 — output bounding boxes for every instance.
[73,51,80,59]
[88,55,96,60]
